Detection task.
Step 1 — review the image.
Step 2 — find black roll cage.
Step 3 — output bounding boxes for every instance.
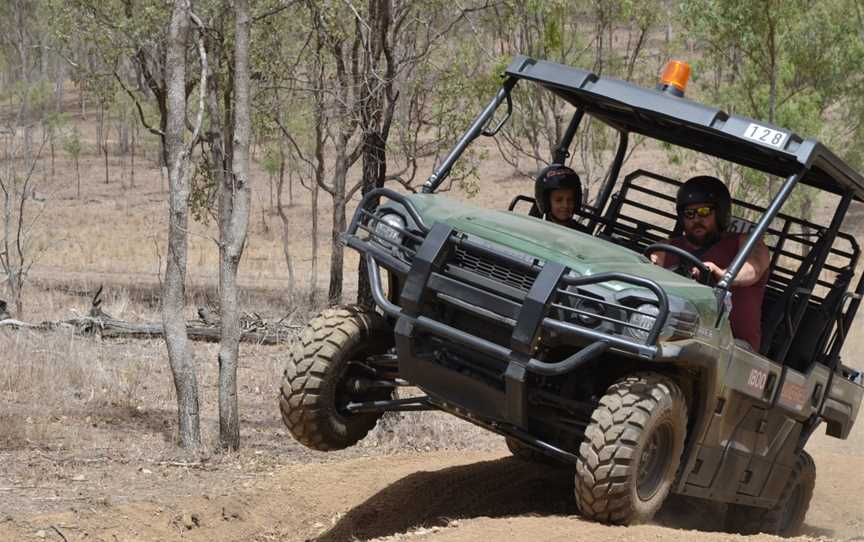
[420,56,864,368]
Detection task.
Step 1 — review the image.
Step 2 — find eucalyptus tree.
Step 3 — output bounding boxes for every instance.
[0,0,61,316]
[216,0,252,451]
[466,0,663,204]
[678,0,864,214]
[256,0,495,304]
[162,0,206,449]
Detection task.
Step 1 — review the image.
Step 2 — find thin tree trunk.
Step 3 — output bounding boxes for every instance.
[55,59,65,112]
[162,0,200,449]
[97,101,104,165]
[49,136,55,179]
[357,130,387,309]
[281,146,292,206]
[310,169,319,302]
[268,175,274,214]
[218,0,252,451]
[276,164,295,298]
[103,142,109,185]
[130,123,135,188]
[327,157,347,304]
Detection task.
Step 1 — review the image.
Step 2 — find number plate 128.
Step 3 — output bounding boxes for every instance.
[744,123,787,149]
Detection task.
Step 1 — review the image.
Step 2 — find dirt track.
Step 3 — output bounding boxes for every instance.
[2,425,862,542]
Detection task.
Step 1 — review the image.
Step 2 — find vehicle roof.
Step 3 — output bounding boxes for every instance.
[505,55,864,201]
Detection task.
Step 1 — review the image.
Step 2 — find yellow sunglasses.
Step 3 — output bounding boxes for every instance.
[681,205,715,219]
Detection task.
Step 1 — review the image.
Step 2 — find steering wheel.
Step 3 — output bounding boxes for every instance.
[643,243,713,285]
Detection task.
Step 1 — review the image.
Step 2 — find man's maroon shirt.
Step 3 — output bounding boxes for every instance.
[664,233,768,350]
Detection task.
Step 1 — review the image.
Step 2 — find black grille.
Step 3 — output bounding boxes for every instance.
[451,247,536,291]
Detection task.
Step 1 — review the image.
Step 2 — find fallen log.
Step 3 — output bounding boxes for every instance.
[0,315,300,344]
[0,288,302,344]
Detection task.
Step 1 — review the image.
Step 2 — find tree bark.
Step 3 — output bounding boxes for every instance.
[310,168,319,302]
[103,141,109,185]
[162,0,200,450]
[276,160,295,299]
[327,135,350,304]
[356,0,395,309]
[130,122,136,187]
[217,0,252,451]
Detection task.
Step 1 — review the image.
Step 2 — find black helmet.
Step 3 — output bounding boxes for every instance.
[534,164,582,216]
[676,175,731,230]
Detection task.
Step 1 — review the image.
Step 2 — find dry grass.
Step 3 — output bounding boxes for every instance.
[0,328,168,449]
[0,282,502,459]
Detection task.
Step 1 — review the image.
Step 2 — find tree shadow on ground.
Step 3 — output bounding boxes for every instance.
[317,457,730,542]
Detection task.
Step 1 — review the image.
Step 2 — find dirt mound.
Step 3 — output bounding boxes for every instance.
[3,441,861,542]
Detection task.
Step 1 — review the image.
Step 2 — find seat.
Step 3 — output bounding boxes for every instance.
[781,270,852,372]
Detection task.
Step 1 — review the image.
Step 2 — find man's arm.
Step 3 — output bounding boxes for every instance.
[704,234,770,286]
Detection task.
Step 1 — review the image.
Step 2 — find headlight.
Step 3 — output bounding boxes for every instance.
[624,303,659,341]
[373,213,405,246]
[573,299,605,327]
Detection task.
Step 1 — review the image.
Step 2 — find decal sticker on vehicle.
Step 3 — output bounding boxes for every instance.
[728,217,756,234]
[744,123,787,149]
[695,327,713,339]
[779,380,807,411]
[747,368,768,392]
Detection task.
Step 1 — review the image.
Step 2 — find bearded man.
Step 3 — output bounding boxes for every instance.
[651,176,770,350]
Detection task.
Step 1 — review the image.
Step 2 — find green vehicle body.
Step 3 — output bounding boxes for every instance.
[281,55,864,529]
[408,193,722,321]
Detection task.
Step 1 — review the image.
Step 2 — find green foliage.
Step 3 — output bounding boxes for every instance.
[62,127,84,158]
[677,0,864,216]
[260,144,282,178]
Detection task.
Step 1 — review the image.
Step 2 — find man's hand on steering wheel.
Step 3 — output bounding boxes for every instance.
[701,261,724,283]
[643,243,714,285]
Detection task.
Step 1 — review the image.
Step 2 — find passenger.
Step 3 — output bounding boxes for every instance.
[534,164,583,229]
[652,176,770,350]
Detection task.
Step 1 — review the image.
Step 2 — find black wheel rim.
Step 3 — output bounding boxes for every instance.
[637,423,673,501]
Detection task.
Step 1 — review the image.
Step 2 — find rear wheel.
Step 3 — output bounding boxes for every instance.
[724,451,815,536]
[279,306,394,451]
[574,373,687,525]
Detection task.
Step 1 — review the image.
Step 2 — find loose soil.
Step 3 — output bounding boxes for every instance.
[0,426,862,541]
[0,324,862,542]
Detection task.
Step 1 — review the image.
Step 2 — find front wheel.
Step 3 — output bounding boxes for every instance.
[724,451,815,536]
[574,373,687,525]
[279,305,394,451]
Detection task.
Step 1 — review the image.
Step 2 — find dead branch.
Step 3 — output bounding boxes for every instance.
[0,315,299,344]
[0,288,302,344]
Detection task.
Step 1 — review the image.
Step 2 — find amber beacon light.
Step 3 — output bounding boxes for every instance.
[658,60,691,97]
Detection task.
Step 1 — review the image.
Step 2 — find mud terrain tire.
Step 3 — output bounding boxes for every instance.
[724,450,815,536]
[279,306,393,451]
[575,373,687,525]
[505,437,568,467]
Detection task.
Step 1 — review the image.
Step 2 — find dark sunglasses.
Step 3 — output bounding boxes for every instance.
[682,205,715,219]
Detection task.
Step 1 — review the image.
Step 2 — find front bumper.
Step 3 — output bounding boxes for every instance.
[343,188,672,429]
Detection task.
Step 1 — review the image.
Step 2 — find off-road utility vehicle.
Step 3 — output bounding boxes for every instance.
[279,56,864,534]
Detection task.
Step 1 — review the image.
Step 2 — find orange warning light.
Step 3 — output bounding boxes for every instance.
[659,60,691,95]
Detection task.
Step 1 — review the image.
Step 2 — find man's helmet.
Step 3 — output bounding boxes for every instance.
[676,175,731,230]
[534,164,582,216]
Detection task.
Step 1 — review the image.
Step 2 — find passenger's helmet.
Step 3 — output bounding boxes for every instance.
[676,175,731,230]
[534,164,583,217]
